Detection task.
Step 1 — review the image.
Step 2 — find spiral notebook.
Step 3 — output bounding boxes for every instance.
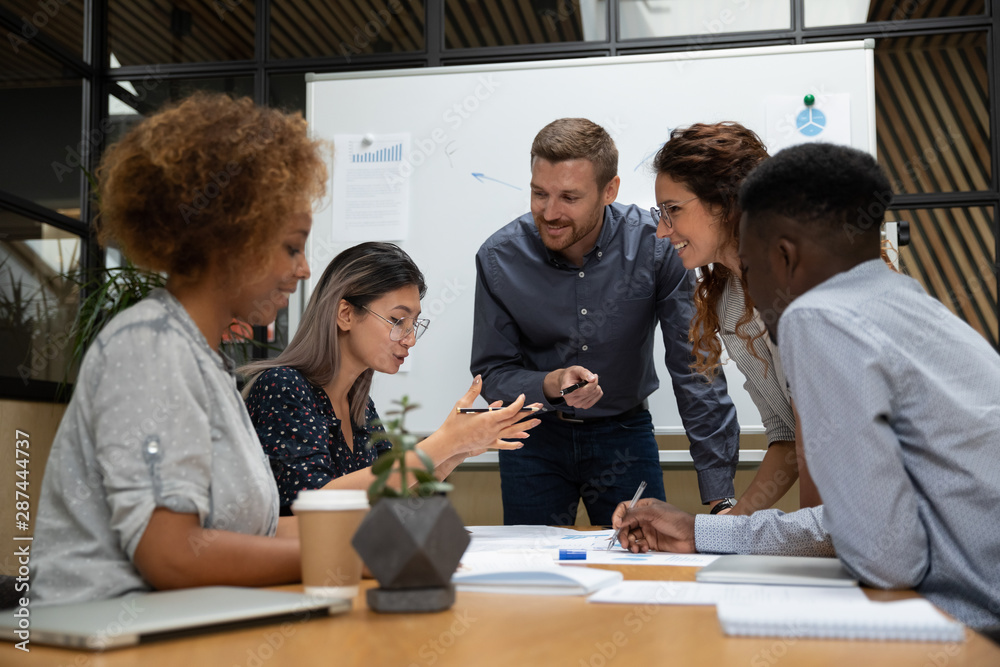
[717,598,965,642]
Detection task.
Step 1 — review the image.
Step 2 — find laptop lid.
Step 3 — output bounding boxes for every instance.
[1,586,351,650]
[696,555,859,587]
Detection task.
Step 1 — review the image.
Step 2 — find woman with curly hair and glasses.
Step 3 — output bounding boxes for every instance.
[650,122,817,515]
[240,241,539,516]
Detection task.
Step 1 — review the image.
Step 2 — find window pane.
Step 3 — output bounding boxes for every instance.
[0,211,82,386]
[105,76,254,146]
[0,40,82,217]
[875,33,989,194]
[269,73,307,114]
[619,0,788,40]
[109,0,254,67]
[3,0,84,58]
[271,0,425,59]
[888,207,997,348]
[446,0,606,48]
[806,0,985,28]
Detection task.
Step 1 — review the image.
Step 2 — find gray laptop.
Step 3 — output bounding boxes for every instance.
[1,586,351,650]
[697,555,859,587]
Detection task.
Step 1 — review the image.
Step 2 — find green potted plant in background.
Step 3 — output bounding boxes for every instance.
[62,258,278,394]
[351,396,471,613]
[0,263,39,379]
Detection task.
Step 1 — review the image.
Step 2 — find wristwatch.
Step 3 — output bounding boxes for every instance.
[710,498,738,514]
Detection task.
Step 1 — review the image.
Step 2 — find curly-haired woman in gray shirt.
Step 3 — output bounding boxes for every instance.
[650,122,810,515]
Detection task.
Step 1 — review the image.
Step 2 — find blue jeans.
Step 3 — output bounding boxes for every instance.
[498,409,666,526]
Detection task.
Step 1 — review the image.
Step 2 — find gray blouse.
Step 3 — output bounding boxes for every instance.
[715,276,796,444]
[32,289,279,605]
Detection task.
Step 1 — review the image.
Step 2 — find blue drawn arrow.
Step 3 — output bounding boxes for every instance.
[471,172,521,190]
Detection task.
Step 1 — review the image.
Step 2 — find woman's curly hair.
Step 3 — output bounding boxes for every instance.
[96,92,327,281]
[652,122,769,379]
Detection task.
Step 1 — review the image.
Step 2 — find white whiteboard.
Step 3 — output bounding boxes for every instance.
[303,41,876,435]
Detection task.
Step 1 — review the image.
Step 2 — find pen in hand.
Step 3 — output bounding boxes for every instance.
[560,379,593,396]
[607,480,647,551]
[456,406,542,413]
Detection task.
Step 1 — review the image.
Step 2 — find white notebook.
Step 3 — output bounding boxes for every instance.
[717,598,966,643]
[453,566,623,596]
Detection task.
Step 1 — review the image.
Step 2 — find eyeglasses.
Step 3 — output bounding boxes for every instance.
[360,305,430,342]
[650,196,698,231]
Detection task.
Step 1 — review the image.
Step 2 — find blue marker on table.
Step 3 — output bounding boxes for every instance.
[559,549,587,561]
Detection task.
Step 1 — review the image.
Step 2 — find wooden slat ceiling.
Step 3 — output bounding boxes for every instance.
[867,0,985,21]
[875,31,996,346]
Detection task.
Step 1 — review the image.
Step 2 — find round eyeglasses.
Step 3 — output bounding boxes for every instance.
[360,305,429,342]
[650,195,698,231]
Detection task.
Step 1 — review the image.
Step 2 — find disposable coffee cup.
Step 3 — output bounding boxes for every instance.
[292,489,370,600]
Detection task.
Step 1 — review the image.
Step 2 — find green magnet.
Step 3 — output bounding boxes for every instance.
[804,94,816,106]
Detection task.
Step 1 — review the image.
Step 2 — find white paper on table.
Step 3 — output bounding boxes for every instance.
[463,526,583,553]
[331,133,410,242]
[582,551,720,567]
[588,580,869,606]
[458,550,562,572]
[463,526,721,567]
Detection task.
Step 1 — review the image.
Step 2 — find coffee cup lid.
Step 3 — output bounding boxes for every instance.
[291,489,370,512]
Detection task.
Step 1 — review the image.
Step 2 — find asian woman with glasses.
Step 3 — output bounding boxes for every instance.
[240,242,539,514]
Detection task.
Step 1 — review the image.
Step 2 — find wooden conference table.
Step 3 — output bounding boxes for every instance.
[8,563,1000,666]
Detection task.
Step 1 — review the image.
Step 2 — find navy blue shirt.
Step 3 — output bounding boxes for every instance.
[245,366,390,515]
[471,203,739,500]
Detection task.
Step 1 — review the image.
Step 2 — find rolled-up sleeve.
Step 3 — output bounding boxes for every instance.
[91,331,215,559]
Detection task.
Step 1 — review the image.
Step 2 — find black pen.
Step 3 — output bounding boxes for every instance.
[456,406,542,414]
[560,379,593,396]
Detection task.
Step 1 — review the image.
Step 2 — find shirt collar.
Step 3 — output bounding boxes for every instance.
[151,287,236,374]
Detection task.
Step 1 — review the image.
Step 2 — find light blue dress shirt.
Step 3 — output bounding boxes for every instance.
[695,260,1000,631]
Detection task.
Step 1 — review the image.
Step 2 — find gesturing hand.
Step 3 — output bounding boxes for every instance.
[439,375,541,456]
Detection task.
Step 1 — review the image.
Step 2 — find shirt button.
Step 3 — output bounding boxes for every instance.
[581,308,588,315]
[582,345,589,351]
[597,251,603,258]
[578,271,585,278]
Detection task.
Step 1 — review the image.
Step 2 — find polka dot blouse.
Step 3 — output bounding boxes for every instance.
[245,366,390,515]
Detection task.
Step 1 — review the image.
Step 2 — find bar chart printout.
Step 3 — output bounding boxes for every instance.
[332,133,411,241]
